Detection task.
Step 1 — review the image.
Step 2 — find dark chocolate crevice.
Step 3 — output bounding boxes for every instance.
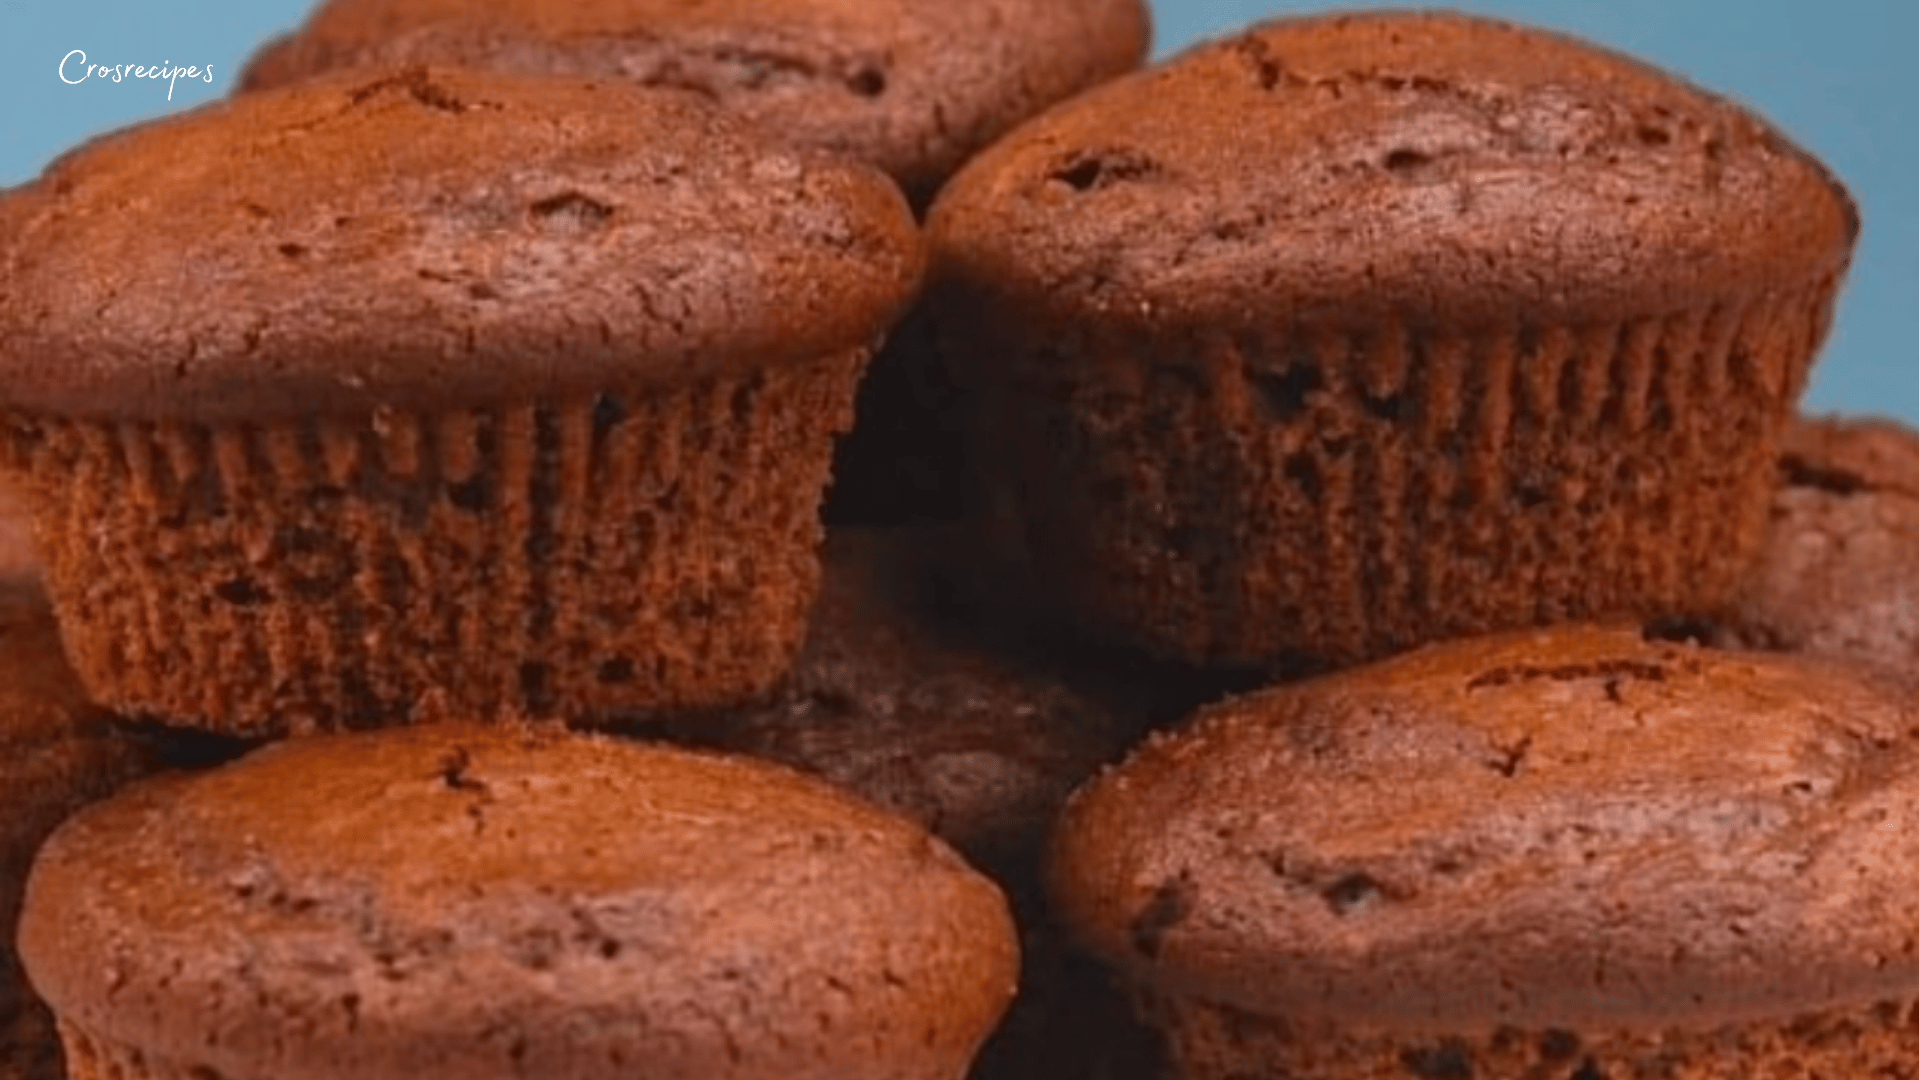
[1130,874,1195,959]
[1048,148,1163,193]
[1779,454,1872,496]
[1465,659,1667,692]
[528,191,614,232]
[347,67,480,114]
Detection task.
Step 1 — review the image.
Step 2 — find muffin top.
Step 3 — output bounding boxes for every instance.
[0,66,921,423]
[238,0,1151,205]
[0,581,157,1074]
[20,725,1017,1080]
[1049,625,1917,1030]
[1705,415,1917,684]
[1779,414,1920,493]
[657,528,1170,882]
[0,581,153,884]
[930,10,1857,331]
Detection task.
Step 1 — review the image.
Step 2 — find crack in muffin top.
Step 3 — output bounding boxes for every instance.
[0,66,922,422]
[930,10,1857,332]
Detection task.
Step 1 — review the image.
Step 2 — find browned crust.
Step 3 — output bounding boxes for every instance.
[1149,993,1920,1080]
[953,294,1824,667]
[1050,627,1918,1028]
[24,727,1019,1080]
[0,67,920,422]
[235,0,1152,205]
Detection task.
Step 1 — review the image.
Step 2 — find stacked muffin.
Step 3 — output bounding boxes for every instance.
[920,12,1913,1080]
[0,6,1912,1080]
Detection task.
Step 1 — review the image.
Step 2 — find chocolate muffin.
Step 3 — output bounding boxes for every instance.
[0,582,160,1080]
[928,11,1859,670]
[1050,626,1918,1080]
[237,0,1151,209]
[234,0,1153,525]
[664,527,1198,871]
[646,527,1192,1080]
[1681,414,1915,685]
[19,725,1019,1080]
[0,66,921,736]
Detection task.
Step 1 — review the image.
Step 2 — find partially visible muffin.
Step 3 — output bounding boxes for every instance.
[234,0,1155,525]
[0,66,922,736]
[1680,414,1915,685]
[1050,626,1918,1080]
[663,528,1196,873]
[21,725,1019,1080]
[238,0,1151,209]
[0,582,161,1080]
[929,10,1858,670]
[643,527,1189,1080]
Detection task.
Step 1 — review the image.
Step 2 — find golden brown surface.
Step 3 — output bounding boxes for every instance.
[23,725,1019,1080]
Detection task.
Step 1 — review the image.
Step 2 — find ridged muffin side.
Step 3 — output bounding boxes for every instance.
[928,11,1858,669]
[0,67,923,735]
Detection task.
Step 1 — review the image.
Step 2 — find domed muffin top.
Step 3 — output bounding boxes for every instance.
[1050,625,1917,1030]
[931,10,1857,332]
[1706,415,1918,685]
[0,579,160,1071]
[21,724,1018,1080]
[1780,414,1919,498]
[239,0,1152,205]
[0,66,922,422]
[658,527,1180,882]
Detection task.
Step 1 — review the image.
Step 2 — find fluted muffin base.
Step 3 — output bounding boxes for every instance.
[0,349,867,736]
[964,283,1837,669]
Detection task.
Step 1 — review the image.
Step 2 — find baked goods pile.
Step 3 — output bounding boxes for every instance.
[0,4,1912,1079]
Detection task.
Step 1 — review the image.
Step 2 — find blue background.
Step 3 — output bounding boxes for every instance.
[2,1,1912,422]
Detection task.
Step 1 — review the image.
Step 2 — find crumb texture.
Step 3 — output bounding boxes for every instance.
[926,9,1855,669]
[57,1022,231,1080]
[957,290,1825,667]
[1704,415,1917,686]
[3,351,863,735]
[1152,995,1920,1080]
